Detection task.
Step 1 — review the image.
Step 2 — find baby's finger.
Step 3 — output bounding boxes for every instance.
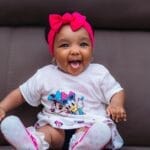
[122,112,127,121]
[115,117,119,123]
[115,112,122,122]
[111,111,117,121]
[120,110,127,121]
[106,108,111,117]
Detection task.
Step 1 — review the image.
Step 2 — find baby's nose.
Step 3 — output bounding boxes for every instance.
[70,47,80,55]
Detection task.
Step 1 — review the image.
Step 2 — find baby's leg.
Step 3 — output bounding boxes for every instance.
[0,115,53,150]
[37,124,65,150]
[69,122,111,150]
[1,115,40,149]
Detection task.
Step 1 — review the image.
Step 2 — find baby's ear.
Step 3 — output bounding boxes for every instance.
[51,57,56,65]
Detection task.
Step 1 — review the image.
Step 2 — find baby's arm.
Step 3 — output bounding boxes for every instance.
[106,90,127,122]
[0,88,25,121]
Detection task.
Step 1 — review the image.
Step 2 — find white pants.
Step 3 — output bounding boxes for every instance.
[69,122,111,150]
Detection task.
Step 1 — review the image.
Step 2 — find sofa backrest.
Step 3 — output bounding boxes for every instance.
[0,0,150,147]
[1,0,150,29]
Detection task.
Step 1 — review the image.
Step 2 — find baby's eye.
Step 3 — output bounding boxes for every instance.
[80,42,89,47]
[59,43,69,48]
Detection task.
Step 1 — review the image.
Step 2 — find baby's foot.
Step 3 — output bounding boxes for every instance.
[0,115,37,150]
[70,123,111,150]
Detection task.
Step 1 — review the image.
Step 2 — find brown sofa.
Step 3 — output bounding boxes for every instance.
[0,0,150,149]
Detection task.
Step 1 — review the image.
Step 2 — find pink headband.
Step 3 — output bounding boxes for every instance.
[47,12,94,55]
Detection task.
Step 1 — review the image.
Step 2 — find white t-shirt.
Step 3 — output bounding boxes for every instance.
[20,63,123,129]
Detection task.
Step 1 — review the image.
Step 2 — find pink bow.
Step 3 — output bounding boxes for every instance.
[49,12,86,31]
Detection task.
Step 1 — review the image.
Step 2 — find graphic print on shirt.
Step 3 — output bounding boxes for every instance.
[48,90,84,115]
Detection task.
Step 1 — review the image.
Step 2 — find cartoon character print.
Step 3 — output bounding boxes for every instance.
[54,120,63,127]
[48,90,84,115]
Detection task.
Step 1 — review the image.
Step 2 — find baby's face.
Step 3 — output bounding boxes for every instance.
[53,25,93,76]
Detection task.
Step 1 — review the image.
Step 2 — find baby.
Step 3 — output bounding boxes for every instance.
[0,12,127,150]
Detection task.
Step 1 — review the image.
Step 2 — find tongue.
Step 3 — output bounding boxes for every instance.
[70,61,80,69]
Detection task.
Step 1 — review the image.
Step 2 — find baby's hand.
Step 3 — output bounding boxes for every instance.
[106,104,127,123]
[0,107,6,121]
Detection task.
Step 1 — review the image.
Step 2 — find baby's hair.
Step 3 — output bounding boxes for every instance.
[45,24,50,43]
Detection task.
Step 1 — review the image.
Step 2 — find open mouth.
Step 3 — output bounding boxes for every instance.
[68,60,82,69]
